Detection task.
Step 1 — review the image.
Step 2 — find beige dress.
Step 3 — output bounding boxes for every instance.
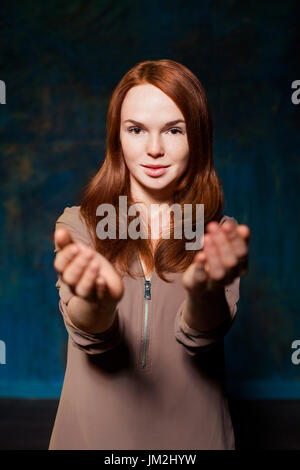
[48,206,240,450]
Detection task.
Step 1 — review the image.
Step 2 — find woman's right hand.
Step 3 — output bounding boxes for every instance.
[53,228,124,306]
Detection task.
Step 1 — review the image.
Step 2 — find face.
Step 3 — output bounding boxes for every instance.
[119,83,189,207]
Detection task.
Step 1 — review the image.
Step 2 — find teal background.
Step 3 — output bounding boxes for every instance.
[0,0,299,398]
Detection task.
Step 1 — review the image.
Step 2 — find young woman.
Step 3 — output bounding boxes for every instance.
[49,59,250,450]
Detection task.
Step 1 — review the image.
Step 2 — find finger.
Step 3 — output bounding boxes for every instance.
[54,243,79,274]
[194,250,206,265]
[74,259,100,298]
[54,228,74,251]
[95,274,108,300]
[219,222,249,259]
[236,224,250,244]
[220,222,249,277]
[99,261,124,301]
[194,251,209,276]
[203,234,226,281]
[62,247,95,286]
[193,252,208,284]
[182,252,208,294]
[207,222,238,270]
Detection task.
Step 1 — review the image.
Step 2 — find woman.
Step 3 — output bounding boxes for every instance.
[49,59,250,450]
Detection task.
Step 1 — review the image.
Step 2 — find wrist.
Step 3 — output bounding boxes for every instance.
[183,285,230,332]
[67,295,118,334]
[187,282,225,302]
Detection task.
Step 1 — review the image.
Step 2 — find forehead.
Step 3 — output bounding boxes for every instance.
[121,84,183,120]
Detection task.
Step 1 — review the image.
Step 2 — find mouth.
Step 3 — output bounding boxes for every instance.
[141,164,170,177]
[141,164,170,169]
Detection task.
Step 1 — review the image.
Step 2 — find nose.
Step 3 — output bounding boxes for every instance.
[146,134,164,158]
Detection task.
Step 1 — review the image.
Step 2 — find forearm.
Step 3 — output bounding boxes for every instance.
[67,295,118,334]
[182,287,231,333]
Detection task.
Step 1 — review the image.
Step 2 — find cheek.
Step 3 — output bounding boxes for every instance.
[168,136,188,153]
[178,157,189,176]
[121,135,142,158]
[122,151,142,176]
[121,137,136,165]
[172,143,189,168]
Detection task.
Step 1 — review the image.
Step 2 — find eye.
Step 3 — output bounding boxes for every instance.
[167,128,183,135]
[128,127,142,135]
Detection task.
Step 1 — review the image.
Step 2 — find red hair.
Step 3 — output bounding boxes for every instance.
[80,59,224,282]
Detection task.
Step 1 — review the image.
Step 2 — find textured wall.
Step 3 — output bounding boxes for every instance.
[0,0,299,398]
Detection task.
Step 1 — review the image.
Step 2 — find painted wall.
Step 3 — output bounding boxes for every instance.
[0,0,299,398]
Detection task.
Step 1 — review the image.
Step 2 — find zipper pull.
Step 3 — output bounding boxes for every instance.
[144,280,151,300]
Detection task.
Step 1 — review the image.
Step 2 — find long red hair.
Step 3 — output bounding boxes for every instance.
[79,59,224,282]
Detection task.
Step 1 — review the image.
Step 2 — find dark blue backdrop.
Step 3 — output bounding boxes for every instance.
[0,0,299,398]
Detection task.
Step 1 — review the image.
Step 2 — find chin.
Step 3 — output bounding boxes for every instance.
[142,179,171,190]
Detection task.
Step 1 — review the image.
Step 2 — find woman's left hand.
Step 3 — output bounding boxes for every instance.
[182,220,250,296]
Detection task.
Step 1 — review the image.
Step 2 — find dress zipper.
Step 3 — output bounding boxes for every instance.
[138,256,154,368]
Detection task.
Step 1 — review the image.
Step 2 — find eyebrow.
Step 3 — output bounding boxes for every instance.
[123,119,186,128]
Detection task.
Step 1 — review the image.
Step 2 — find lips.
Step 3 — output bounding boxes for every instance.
[141,164,170,169]
[141,165,169,177]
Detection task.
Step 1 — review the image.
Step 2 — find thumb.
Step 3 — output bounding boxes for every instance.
[236,224,250,243]
[182,251,208,293]
[54,227,74,250]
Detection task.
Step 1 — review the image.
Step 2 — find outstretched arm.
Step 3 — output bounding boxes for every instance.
[181,219,250,333]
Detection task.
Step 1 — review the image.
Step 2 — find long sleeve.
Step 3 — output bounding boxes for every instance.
[174,215,240,356]
[54,206,122,355]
